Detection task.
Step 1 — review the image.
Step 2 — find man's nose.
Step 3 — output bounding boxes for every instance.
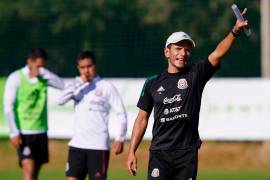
[181,49,188,55]
[85,68,90,73]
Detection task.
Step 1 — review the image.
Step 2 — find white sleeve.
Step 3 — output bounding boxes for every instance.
[58,79,87,105]
[107,83,127,142]
[39,67,65,90]
[3,72,20,138]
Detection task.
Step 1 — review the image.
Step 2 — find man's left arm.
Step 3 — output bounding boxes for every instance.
[208,8,249,67]
[108,83,127,155]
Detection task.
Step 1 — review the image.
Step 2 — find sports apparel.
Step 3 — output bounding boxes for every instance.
[3,66,64,138]
[148,148,198,180]
[137,58,219,151]
[66,147,109,180]
[17,133,49,166]
[165,31,195,48]
[138,58,218,180]
[58,75,127,150]
[15,70,48,131]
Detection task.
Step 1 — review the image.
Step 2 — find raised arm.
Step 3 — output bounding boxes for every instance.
[58,78,86,105]
[39,67,65,90]
[208,8,249,67]
[127,109,150,176]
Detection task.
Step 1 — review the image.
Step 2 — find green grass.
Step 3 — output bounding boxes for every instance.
[0,169,270,180]
[0,78,5,123]
[0,169,146,180]
[198,170,270,180]
[1,139,270,180]
[0,78,9,137]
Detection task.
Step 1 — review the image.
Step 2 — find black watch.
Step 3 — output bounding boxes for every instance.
[231,29,240,37]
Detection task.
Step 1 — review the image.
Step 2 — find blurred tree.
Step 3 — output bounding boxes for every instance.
[0,0,260,77]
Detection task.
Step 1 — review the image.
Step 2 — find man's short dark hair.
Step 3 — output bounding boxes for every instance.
[28,48,48,60]
[77,51,96,65]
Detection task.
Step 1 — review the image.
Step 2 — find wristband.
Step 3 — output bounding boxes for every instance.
[231,29,240,37]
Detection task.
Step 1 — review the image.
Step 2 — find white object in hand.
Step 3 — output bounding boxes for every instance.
[231,4,251,36]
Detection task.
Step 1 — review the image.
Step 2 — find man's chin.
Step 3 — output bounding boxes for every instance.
[176,64,186,69]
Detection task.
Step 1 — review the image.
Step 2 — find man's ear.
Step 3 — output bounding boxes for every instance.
[27,58,32,64]
[164,48,170,58]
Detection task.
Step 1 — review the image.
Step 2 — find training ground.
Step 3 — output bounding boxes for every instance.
[0,140,270,180]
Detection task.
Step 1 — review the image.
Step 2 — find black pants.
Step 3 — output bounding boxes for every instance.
[148,148,198,180]
[17,133,49,167]
[66,146,110,180]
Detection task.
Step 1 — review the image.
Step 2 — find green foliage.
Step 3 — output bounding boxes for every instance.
[0,0,261,77]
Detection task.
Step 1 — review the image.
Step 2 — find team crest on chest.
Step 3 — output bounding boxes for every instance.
[177,78,188,89]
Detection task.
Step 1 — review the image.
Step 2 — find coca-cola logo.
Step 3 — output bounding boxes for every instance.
[163,94,182,104]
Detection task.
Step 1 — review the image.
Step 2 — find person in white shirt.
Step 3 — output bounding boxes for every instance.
[58,50,127,180]
[3,48,64,180]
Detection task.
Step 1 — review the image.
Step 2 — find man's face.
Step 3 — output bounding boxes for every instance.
[77,58,97,82]
[28,57,45,68]
[27,57,45,77]
[164,40,192,70]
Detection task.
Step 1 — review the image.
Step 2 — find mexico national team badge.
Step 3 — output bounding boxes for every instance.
[95,89,102,96]
[177,78,188,89]
[23,146,31,156]
[151,168,160,177]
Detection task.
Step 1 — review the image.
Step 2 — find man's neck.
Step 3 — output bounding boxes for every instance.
[167,66,183,73]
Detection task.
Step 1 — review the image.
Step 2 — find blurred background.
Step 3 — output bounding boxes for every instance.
[0,0,270,179]
[0,0,261,77]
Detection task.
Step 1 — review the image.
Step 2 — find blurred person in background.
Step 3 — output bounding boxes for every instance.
[3,48,64,180]
[58,50,127,180]
[127,8,249,180]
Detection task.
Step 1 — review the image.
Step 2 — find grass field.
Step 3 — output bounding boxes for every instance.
[0,169,270,180]
[1,140,270,180]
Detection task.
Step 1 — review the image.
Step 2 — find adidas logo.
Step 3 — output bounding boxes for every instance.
[157,86,165,94]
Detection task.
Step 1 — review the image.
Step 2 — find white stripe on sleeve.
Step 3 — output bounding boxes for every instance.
[3,72,20,138]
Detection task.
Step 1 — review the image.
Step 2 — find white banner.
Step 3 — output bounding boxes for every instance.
[48,78,270,140]
[199,78,270,140]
